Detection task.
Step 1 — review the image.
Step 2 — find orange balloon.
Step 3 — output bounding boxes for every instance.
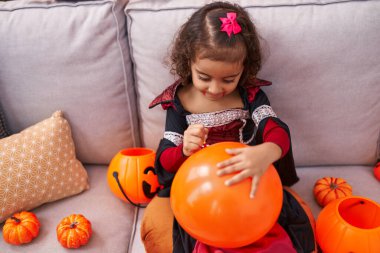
[170,142,283,248]
[316,196,380,253]
[107,148,161,206]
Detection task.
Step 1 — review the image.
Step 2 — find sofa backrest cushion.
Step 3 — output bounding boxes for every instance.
[0,0,139,164]
[126,0,380,166]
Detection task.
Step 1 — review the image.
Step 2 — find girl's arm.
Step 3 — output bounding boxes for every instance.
[216,119,289,198]
[216,88,295,197]
[160,123,208,172]
[159,144,187,173]
[263,118,290,158]
[154,107,188,194]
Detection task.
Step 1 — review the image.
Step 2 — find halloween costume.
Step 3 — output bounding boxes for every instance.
[148,79,315,253]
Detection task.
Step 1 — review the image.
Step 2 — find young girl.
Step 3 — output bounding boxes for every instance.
[143,2,316,253]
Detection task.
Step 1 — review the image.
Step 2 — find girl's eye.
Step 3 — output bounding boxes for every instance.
[198,76,210,81]
[197,76,234,83]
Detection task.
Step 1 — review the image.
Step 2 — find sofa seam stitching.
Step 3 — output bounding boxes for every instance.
[124,0,378,12]
[112,0,139,148]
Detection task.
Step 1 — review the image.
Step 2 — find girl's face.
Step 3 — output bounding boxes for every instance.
[191,57,244,101]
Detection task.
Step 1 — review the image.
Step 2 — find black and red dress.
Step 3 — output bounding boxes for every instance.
[149,79,315,253]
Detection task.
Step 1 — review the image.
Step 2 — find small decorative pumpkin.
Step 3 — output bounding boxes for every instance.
[107,148,161,206]
[374,161,380,181]
[316,196,380,253]
[2,211,40,245]
[313,177,352,207]
[56,214,92,248]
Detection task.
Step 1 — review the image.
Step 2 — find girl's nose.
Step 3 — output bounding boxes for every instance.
[208,81,222,94]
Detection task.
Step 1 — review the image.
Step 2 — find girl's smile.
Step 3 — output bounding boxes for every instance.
[202,90,225,100]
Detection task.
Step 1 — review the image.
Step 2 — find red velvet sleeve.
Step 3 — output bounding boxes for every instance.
[263,118,290,158]
[159,144,188,173]
[160,118,289,171]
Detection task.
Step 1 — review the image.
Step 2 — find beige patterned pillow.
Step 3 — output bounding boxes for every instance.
[0,111,89,222]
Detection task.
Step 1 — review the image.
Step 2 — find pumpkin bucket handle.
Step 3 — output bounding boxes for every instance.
[112,171,147,208]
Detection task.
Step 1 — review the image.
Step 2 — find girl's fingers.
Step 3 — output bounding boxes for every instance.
[189,124,207,137]
[250,175,260,199]
[188,135,203,145]
[216,163,241,176]
[188,142,201,150]
[184,137,204,155]
[216,155,242,168]
[189,138,206,149]
[216,148,245,168]
[225,148,244,155]
[224,170,251,186]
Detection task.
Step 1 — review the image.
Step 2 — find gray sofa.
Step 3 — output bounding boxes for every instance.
[0,0,379,252]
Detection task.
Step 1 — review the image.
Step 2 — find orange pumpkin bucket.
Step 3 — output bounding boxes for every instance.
[316,196,380,253]
[107,148,161,206]
[170,142,283,248]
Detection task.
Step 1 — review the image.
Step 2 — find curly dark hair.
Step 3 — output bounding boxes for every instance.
[170,1,262,86]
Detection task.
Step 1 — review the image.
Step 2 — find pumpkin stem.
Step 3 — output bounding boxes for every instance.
[329,182,338,190]
[70,221,79,229]
[11,216,21,223]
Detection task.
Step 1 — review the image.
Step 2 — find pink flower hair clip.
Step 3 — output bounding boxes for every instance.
[219,12,242,37]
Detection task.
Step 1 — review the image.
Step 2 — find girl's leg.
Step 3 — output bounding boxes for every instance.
[141,196,173,253]
[282,186,318,253]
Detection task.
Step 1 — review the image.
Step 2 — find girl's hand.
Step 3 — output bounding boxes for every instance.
[216,143,282,198]
[183,124,208,156]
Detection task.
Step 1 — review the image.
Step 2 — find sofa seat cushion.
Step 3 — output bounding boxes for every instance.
[132,165,380,252]
[130,206,146,253]
[0,165,136,253]
[292,165,380,218]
